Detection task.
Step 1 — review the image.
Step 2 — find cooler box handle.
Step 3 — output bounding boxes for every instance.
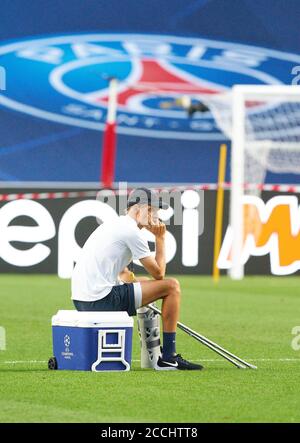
[91,329,130,372]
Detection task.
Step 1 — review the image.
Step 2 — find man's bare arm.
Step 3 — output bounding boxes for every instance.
[140,223,166,280]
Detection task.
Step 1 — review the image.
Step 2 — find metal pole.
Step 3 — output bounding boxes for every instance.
[148,304,257,369]
[213,143,227,282]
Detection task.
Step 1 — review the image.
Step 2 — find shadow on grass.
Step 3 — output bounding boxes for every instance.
[0,368,48,373]
[0,365,240,373]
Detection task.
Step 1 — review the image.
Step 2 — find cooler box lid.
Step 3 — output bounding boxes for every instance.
[51,310,134,328]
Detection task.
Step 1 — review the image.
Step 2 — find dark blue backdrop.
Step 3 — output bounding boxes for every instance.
[0,0,299,184]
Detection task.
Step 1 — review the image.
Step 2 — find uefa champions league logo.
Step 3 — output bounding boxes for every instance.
[0,33,299,140]
[62,334,74,358]
[64,334,71,350]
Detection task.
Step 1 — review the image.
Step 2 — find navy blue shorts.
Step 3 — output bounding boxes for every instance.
[73,283,139,317]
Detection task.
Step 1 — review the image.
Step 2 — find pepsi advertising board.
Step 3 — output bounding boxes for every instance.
[1,188,300,276]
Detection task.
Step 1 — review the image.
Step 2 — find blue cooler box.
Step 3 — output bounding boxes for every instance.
[51,310,134,372]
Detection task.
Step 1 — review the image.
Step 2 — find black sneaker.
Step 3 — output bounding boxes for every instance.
[155,354,204,371]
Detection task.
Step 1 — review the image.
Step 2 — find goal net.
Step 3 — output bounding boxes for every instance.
[203,85,300,279]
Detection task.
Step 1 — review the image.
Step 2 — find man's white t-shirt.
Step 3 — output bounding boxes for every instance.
[71,215,151,302]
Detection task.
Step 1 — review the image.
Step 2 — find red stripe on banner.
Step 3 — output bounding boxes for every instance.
[101,121,117,189]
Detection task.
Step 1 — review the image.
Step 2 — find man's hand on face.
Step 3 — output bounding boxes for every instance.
[145,221,166,238]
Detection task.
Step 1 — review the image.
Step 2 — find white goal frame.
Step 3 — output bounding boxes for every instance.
[230,85,300,279]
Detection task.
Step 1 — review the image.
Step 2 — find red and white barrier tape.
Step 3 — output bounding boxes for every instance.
[0,191,97,202]
[0,183,300,202]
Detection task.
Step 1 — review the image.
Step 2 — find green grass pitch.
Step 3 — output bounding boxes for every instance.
[0,274,300,423]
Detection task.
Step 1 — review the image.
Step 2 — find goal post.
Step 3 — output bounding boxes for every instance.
[229,85,300,279]
[195,85,300,278]
[230,86,246,279]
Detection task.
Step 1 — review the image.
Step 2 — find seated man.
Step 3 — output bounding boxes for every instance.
[71,187,202,371]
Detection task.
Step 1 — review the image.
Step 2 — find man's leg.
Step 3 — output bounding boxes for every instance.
[138,279,180,360]
[138,278,203,370]
[139,278,180,332]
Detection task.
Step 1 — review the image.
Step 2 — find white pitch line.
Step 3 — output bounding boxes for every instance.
[2,360,47,364]
[132,358,300,363]
[1,358,299,365]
